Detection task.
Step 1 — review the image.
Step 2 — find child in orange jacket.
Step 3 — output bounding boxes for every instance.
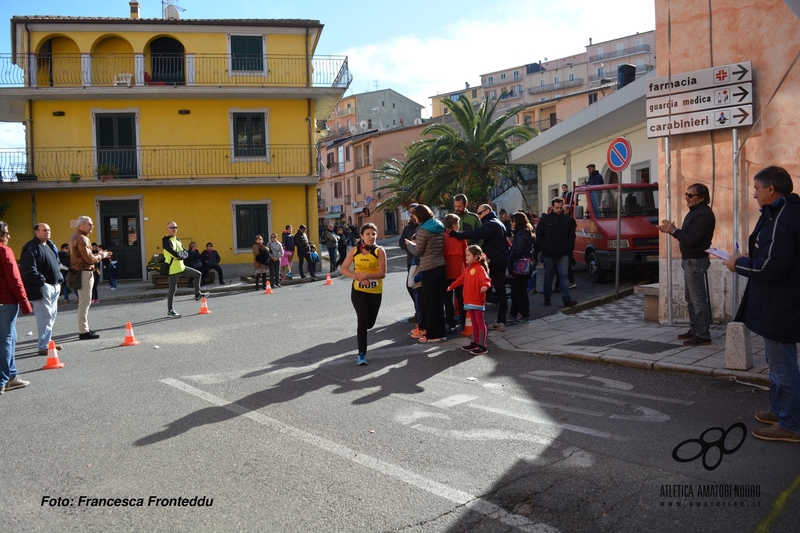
[447,245,492,355]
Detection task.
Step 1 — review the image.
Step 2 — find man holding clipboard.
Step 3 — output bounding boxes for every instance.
[658,183,716,346]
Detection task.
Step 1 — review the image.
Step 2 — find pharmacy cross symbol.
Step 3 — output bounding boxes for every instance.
[715,69,728,82]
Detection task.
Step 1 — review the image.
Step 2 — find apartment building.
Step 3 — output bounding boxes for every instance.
[325,88,424,138]
[0,2,350,279]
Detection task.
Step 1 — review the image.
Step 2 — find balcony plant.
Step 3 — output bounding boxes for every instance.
[96,163,119,181]
[69,173,81,183]
[15,172,37,181]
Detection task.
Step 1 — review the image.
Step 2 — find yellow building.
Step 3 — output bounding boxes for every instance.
[0,2,351,279]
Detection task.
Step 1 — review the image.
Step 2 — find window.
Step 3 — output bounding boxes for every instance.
[381,101,385,106]
[617,43,624,52]
[569,73,575,81]
[392,103,395,108]
[488,90,496,99]
[588,93,598,104]
[334,182,343,198]
[345,146,351,162]
[231,36,263,71]
[636,38,643,48]
[472,89,477,98]
[450,94,461,102]
[392,119,396,125]
[500,73,506,81]
[513,70,520,81]
[540,79,545,87]
[357,176,361,194]
[235,204,268,249]
[575,194,588,218]
[95,112,138,178]
[346,119,351,129]
[597,47,604,59]
[554,76,560,85]
[487,76,494,86]
[364,143,371,165]
[233,113,266,157]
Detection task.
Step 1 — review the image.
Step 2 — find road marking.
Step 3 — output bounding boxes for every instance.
[431,395,479,408]
[587,376,634,390]
[162,378,560,533]
[351,360,408,382]
[468,404,629,441]
[540,387,628,406]
[522,374,694,405]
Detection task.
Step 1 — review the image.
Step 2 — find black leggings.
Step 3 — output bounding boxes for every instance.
[351,288,382,354]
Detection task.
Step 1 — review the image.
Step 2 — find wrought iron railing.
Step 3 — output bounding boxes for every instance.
[527,78,584,95]
[0,145,313,181]
[0,53,351,88]
[589,44,650,63]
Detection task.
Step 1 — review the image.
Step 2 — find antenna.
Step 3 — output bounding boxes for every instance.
[162,0,186,19]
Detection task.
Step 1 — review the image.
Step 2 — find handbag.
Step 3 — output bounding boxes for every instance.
[511,258,532,276]
[65,269,82,290]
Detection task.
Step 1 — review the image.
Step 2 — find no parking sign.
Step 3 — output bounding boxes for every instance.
[606,137,632,173]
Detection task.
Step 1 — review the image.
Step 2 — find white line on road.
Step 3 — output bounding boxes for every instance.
[522,374,694,405]
[431,395,479,408]
[161,378,560,533]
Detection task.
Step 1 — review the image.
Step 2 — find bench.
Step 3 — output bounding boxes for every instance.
[150,270,215,288]
[633,283,659,321]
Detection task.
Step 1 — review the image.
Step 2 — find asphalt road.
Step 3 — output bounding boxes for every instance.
[2,253,797,533]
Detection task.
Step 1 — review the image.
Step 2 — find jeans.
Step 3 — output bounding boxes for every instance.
[31,283,59,351]
[542,255,570,301]
[77,270,95,334]
[0,303,20,389]
[327,246,337,272]
[682,258,711,339]
[764,338,800,433]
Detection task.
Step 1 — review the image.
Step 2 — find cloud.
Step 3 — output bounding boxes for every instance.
[0,123,25,149]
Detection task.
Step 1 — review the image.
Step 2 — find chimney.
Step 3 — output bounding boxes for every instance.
[589,37,592,46]
[130,1,141,19]
[465,82,470,89]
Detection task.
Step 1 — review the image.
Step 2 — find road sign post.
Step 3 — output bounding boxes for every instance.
[606,137,632,299]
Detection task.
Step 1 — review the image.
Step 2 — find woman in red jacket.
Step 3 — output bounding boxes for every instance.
[0,221,34,394]
[447,245,492,355]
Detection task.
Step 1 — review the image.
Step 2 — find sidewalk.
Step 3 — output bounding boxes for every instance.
[490,293,769,384]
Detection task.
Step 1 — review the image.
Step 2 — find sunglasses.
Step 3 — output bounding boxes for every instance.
[477,210,488,217]
[684,193,698,199]
[169,226,178,229]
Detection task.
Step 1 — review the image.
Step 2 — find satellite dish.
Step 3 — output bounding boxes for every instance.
[359,120,368,130]
[348,125,357,134]
[165,5,180,19]
[413,118,422,125]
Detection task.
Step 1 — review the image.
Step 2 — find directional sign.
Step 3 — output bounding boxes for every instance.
[647,105,753,138]
[646,61,751,98]
[646,83,752,118]
[606,137,632,173]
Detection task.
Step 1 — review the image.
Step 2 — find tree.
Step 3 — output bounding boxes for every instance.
[374,94,537,211]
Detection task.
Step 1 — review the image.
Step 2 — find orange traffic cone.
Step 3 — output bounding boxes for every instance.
[263,282,273,294]
[461,315,473,337]
[325,273,333,285]
[119,321,141,346]
[198,297,212,314]
[42,340,65,370]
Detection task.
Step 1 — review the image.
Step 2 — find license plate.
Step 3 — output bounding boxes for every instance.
[646,255,659,262]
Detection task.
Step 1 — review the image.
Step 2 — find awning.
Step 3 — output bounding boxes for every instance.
[352,207,365,214]
[324,213,343,219]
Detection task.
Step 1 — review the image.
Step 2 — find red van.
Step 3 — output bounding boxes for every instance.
[569,183,659,283]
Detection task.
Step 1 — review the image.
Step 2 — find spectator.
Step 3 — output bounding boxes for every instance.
[90,242,101,303]
[449,204,510,332]
[295,224,316,280]
[399,203,420,319]
[507,212,534,324]
[321,222,339,272]
[443,213,467,332]
[200,242,225,286]
[499,209,512,237]
[453,194,482,245]
[561,184,573,205]
[20,223,64,355]
[252,235,269,291]
[536,198,578,307]
[281,225,295,279]
[0,221,33,395]
[58,243,77,302]
[162,221,209,318]
[69,216,112,339]
[185,242,203,288]
[309,244,322,274]
[335,226,348,268]
[406,204,447,343]
[266,233,284,288]
[100,246,118,290]
[447,245,492,355]
[587,164,604,185]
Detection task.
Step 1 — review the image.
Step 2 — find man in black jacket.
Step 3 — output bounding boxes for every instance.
[20,223,64,355]
[200,242,225,286]
[398,204,419,310]
[449,204,510,331]
[658,183,716,346]
[536,198,577,307]
[724,166,800,443]
[295,224,316,280]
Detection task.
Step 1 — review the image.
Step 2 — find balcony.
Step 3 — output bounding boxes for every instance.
[0,53,352,89]
[354,157,371,169]
[523,117,562,132]
[0,144,312,182]
[589,44,650,63]
[527,78,584,95]
[338,107,355,117]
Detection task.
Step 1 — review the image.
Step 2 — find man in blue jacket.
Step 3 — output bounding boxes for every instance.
[725,166,800,443]
[449,204,509,332]
[586,164,604,185]
[20,223,64,355]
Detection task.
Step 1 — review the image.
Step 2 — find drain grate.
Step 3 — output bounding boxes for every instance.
[612,340,678,354]
[566,337,630,347]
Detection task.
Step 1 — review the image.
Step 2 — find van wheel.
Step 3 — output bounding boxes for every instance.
[587,252,607,283]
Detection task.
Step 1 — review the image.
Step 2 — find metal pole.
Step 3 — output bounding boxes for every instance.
[615,175,622,299]
[665,137,673,325]
[732,128,740,317]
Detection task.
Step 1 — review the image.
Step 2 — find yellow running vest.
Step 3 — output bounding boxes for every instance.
[352,248,382,294]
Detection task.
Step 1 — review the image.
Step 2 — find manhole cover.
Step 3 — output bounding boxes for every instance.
[613,340,677,354]
[565,337,629,347]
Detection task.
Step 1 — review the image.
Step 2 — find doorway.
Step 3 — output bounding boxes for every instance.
[99,200,143,280]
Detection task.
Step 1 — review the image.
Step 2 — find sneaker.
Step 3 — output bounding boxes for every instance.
[407,316,418,323]
[462,341,479,352]
[569,283,577,289]
[563,299,578,307]
[755,410,779,425]
[410,328,426,339]
[37,345,63,355]
[91,299,99,304]
[470,345,488,355]
[78,331,100,340]
[528,287,538,295]
[311,276,318,281]
[544,298,551,306]
[219,281,226,286]
[488,322,505,332]
[507,313,522,322]
[752,425,800,443]
[677,329,695,340]
[167,309,182,318]
[109,287,116,291]
[683,335,711,346]
[419,336,444,344]
[4,375,30,392]
[512,316,530,324]
[357,353,368,366]
[194,291,211,301]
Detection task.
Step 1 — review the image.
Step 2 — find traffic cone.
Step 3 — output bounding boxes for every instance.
[461,315,473,337]
[263,282,273,294]
[198,297,212,314]
[119,321,141,346]
[325,273,333,285]
[42,340,65,370]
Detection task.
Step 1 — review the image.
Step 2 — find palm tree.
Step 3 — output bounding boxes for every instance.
[375,93,537,210]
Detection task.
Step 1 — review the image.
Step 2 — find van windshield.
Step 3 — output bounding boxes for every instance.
[590,188,659,218]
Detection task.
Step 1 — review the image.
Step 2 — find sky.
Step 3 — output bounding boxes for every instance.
[0,0,655,147]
